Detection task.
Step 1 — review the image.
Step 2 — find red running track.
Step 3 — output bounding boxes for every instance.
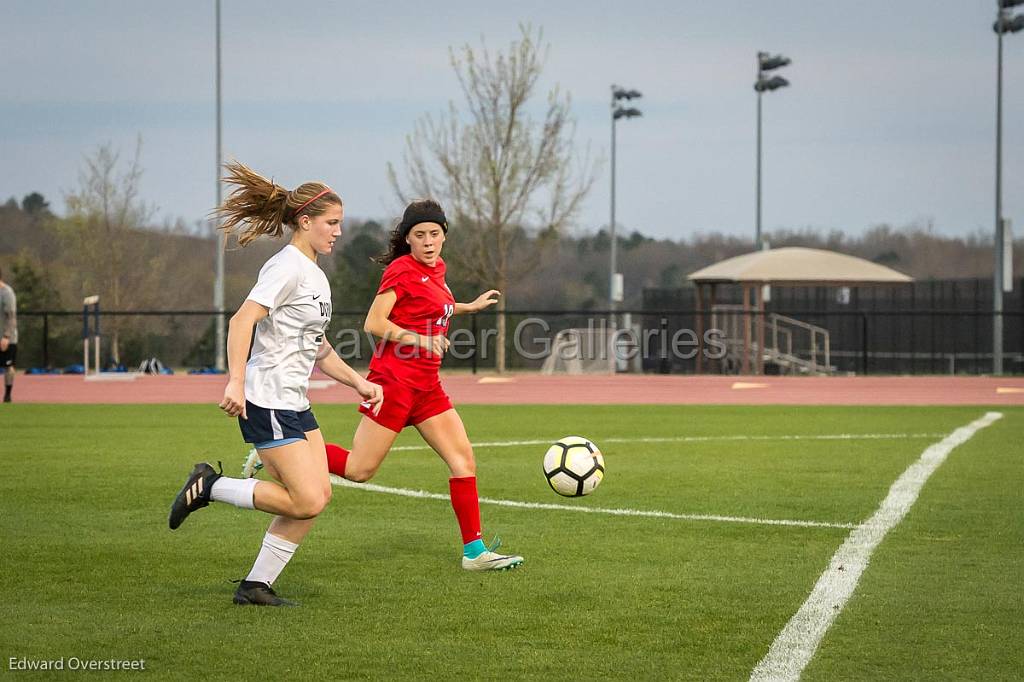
[10,373,1024,406]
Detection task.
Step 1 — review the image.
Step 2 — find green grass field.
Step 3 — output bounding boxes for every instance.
[1,404,1021,680]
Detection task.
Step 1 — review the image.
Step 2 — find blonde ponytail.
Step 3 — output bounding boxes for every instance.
[216,161,341,247]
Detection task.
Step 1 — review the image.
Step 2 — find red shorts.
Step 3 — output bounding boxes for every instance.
[358,369,453,433]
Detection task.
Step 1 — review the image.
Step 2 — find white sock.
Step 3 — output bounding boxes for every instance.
[245,532,299,585]
[210,477,257,509]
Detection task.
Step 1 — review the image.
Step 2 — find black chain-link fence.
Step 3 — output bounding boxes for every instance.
[17,306,1024,375]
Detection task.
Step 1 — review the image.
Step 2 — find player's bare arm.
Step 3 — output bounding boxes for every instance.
[220,299,269,419]
[454,289,500,315]
[364,288,449,355]
[315,342,383,415]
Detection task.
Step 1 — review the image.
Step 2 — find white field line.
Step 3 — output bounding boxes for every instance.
[329,476,856,530]
[387,432,945,452]
[749,411,1003,682]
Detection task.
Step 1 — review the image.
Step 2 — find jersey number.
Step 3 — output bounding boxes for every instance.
[435,303,454,329]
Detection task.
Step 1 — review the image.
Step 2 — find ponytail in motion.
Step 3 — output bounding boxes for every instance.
[217,161,341,247]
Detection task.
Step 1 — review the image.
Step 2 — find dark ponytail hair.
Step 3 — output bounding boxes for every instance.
[375,199,448,265]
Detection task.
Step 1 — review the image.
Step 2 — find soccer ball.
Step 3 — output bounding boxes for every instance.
[543,436,605,497]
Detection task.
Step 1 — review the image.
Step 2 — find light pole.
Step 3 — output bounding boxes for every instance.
[610,85,642,318]
[993,0,1024,375]
[214,0,225,371]
[754,52,791,252]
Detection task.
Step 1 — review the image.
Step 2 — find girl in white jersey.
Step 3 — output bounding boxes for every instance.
[167,161,383,607]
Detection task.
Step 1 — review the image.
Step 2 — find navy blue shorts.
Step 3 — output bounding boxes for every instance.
[238,401,319,448]
[0,343,16,367]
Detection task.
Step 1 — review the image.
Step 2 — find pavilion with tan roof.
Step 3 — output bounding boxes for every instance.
[688,247,912,374]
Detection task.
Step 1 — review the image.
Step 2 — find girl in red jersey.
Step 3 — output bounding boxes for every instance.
[327,199,523,571]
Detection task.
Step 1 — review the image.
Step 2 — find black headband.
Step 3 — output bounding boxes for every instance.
[399,203,448,234]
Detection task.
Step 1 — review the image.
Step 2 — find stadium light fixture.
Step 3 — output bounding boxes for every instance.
[758,54,791,71]
[754,52,791,252]
[994,12,1024,32]
[754,75,790,92]
[992,0,1023,374]
[613,87,643,100]
[609,84,643,322]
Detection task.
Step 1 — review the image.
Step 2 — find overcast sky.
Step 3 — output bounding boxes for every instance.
[2,0,1022,241]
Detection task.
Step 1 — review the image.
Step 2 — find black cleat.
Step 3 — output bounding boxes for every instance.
[168,462,222,530]
[232,580,298,607]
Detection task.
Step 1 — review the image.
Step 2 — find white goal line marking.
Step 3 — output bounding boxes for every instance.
[387,432,945,452]
[749,411,1003,682]
[329,476,856,530]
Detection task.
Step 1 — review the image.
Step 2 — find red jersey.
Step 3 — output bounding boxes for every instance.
[369,254,455,390]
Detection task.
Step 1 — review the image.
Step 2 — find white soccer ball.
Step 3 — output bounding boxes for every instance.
[543,436,605,497]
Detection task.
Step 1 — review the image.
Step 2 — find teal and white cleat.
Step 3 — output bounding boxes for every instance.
[461,537,523,571]
[241,447,263,479]
[462,550,524,571]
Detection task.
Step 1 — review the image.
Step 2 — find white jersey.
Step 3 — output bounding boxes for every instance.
[0,282,16,344]
[244,245,332,411]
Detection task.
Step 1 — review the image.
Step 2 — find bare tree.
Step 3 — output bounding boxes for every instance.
[61,139,154,364]
[388,25,597,372]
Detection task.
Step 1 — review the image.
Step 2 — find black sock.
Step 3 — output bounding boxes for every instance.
[4,384,11,401]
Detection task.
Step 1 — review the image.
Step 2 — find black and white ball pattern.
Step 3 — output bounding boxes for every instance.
[543,436,605,497]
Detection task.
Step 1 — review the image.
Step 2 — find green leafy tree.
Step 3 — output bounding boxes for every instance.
[7,252,80,367]
[326,221,386,363]
[21,192,50,216]
[329,220,388,309]
[9,252,60,311]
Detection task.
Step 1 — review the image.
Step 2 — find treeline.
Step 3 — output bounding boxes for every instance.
[4,192,1021,317]
[5,185,1021,370]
